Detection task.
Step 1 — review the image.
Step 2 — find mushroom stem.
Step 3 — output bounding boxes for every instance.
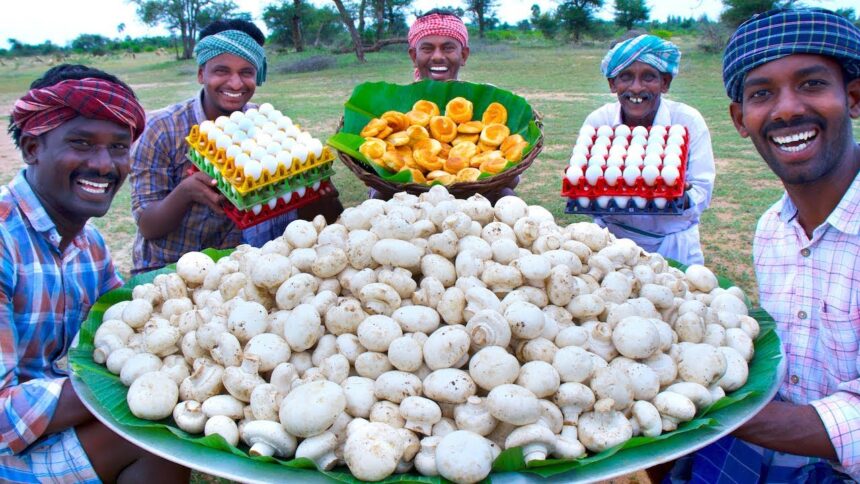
[250,442,275,457]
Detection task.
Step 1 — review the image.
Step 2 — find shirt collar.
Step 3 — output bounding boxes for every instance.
[776,168,860,236]
[613,98,669,126]
[8,170,89,251]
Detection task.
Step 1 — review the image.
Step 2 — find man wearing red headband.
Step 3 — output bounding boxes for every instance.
[1,64,188,482]
[408,9,470,82]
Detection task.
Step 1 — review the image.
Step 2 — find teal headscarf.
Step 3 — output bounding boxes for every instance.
[601,35,681,79]
[194,29,267,86]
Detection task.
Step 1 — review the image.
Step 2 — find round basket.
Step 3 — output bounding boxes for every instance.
[336,112,544,199]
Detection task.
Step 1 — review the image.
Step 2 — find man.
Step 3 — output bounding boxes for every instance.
[131,19,342,274]
[664,8,860,482]
[408,9,470,82]
[584,35,715,266]
[1,64,188,482]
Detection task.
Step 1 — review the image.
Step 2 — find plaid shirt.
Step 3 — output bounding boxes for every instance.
[752,169,860,480]
[130,91,296,274]
[0,172,122,456]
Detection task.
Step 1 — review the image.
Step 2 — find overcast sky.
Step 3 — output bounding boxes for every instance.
[1,0,857,50]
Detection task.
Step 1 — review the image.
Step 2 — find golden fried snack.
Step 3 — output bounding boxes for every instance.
[457,121,484,134]
[500,134,526,153]
[479,151,508,174]
[381,111,410,132]
[447,142,478,168]
[413,100,440,117]
[456,167,481,182]
[435,174,457,185]
[360,118,389,138]
[386,131,411,147]
[502,140,529,163]
[482,102,508,125]
[452,133,480,145]
[445,97,474,124]
[470,149,506,169]
[414,149,443,172]
[477,141,497,153]
[396,146,416,167]
[444,156,470,174]
[381,150,405,171]
[429,116,457,143]
[405,168,426,184]
[405,109,431,127]
[359,137,387,159]
[426,170,449,180]
[377,127,394,140]
[439,142,453,160]
[480,123,511,147]
[414,138,442,156]
[407,125,430,143]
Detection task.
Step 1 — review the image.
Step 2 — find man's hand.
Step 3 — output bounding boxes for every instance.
[732,401,837,460]
[176,171,225,215]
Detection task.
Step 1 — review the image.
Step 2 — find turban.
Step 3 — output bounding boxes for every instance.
[408,13,469,50]
[723,8,860,103]
[195,29,267,86]
[601,34,681,79]
[11,78,146,142]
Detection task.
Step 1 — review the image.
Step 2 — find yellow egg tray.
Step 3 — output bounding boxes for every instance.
[185,125,335,195]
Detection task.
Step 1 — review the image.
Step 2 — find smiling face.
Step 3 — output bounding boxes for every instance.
[409,35,470,81]
[609,61,673,127]
[198,52,257,119]
[729,54,860,186]
[21,116,131,233]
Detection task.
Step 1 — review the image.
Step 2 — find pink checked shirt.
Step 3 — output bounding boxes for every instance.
[753,170,860,479]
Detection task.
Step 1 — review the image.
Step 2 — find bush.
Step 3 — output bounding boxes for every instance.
[698,23,729,53]
[650,29,673,40]
[278,55,337,74]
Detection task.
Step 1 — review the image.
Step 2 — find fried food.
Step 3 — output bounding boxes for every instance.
[413,100,440,117]
[482,102,508,125]
[445,97,474,124]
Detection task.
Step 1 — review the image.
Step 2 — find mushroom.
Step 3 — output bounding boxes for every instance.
[577,398,633,452]
[280,380,346,438]
[423,369,477,404]
[295,431,338,470]
[465,310,511,350]
[358,314,403,352]
[179,360,224,402]
[516,361,560,398]
[374,371,423,404]
[414,436,441,476]
[453,396,498,436]
[173,400,207,433]
[342,376,378,418]
[388,335,424,372]
[222,355,266,402]
[611,316,661,359]
[423,326,470,370]
[127,371,178,420]
[486,384,541,425]
[653,391,696,432]
[469,346,520,391]
[505,424,557,464]
[242,420,298,458]
[343,421,404,481]
[282,304,323,352]
[201,394,245,420]
[630,400,662,437]
[119,353,162,387]
[553,382,595,425]
[436,430,494,484]
[400,396,442,435]
[205,415,239,446]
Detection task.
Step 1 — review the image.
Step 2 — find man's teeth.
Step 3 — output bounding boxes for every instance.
[77,179,109,194]
[222,92,243,98]
[772,129,816,145]
[778,142,809,153]
[430,67,448,72]
[629,96,643,104]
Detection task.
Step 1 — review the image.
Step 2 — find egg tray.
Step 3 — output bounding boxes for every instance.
[564,196,685,216]
[222,180,336,229]
[185,127,335,195]
[186,149,334,210]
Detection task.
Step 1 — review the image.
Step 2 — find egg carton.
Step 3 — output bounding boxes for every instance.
[186,127,335,195]
[187,150,335,210]
[223,180,336,229]
[564,196,685,216]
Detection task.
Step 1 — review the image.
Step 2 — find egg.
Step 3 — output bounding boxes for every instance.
[597,125,614,138]
[244,160,263,180]
[277,117,294,130]
[647,135,666,147]
[626,144,646,158]
[667,134,684,146]
[238,119,254,132]
[199,120,215,135]
[661,165,680,186]
[254,132,273,146]
[284,125,301,139]
[649,125,667,138]
[642,164,660,186]
[271,131,288,145]
[226,145,242,160]
[296,186,307,198]
[245,108,259,118]
[587,155,607,167]
[229,111,245,122]
[669,124,686,137]
[266,142,282,155]
[664,144,682,157]
[260,123,277,136]
[231,131,248,143]
[645,144,664,157]
[614,124,631,139]
[625,154,643,168]
[663,153,682,168]
[268,198,278,210]
[572,145,590,157]
[297,132,314,144]
[576,135,594,147]
[277,150,294,167]
[240,139,257,154]
[292,144,309,164]
[606,155,624,167]
[222,123,238,136]
[245,126,258,139]
[259,103,274,115]
[251,204,263,216]
[312,181,322,191]
[630,134,648,147]
[282,138,298,151]
[565,165,584,185]
[251,146,268,161]
[267,111,283,123]
[609,145,627,158]
[252,114,268,126]
[261,155,278,175]
[632,126,648,138]
[215,134,233,150]
[570,153,588,168]
[585,164,604,186]
[281,191,293,204]
[590,145,609,158]
[654,198,668,209]
[234,153,250,168]
[622,165,641,186]
[596,196,612,209]
[208,127,223,140]
[612,136,629,147]
[633,196,648,209]
[604,165,622,186]
[214,116,229,128]
[308,139,324,159]
[614,196,630,208]
[579,125,596,138]
[593,136,612,148]
[643,154,662,167]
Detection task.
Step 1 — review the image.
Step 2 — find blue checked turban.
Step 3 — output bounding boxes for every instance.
[195,29,267,86]
[723,8,860,103]
[601,34,682,79]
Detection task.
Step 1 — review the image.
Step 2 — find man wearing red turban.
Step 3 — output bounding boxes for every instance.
[408,9,470,82]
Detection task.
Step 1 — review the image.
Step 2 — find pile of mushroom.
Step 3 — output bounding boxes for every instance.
[94,187,757,484]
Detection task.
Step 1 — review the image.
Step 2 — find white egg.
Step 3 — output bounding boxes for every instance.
[226,145,242,160]
[579,125,597,138]
[244,160,263,180]
[609,145,627,158]
[642,164,660,186]
[647,135,666,147]
[597,125,614,138]
[254,133,273,146]
[231,131,248,143]
[669,124,686,137]
[292,144,309,163]
[241,139,257,154]
[312,181,321,191]
[251,204,263,216]
[268,198,278,210]
[606,155,624,167]
[252,114,268,126]
[297,187,307,198]
[238,119,254,132]
[222,123,238,136]
[229,111,245,122]
[627,144,646,158]
[281,192,293,204]
[661,165,680,186]
[262,155,279,175]
[576,135,594,147]
[259,123,276,136]
[614,196,630,208]
[245,108,259,118]
[604,165,622,186]
[259,103,274,114]
[590,145,609,158]
[565,165,584,185]
[267,110,283,122]
[214,116,229,128]
[297,132,314,144]
[208,127,223,140]
[643,153,663,167]
[277,117,294,130]
[612,136,629,147]
[234,153,250,168]
[215,134,232,150]
[663,153,682,168]
[654,198,668,209]
[245,126,258,139]
[633,196,648,209]
[596,196,612,209]
[577,197,591,208]
[667,134,685,146]
[570,153,588,168]
[267,142,283,155]
[623,165,641,186]
[587,155,607,167]
[572,145,590,156]
[645,144,664,157]
[585,164,604,186]
[285,125,301,139]
[632,126,648,138]
[277,150,293,167]
[630,134,648,146]
[251,147,268,160]
[593,136,612,148]
[664,144,682,157]
[308,139,324,159]
[614,125,632,138]
[650,125,667,138]
[282,138,298,150]
[199,120,215,135]
[272,131,288,144]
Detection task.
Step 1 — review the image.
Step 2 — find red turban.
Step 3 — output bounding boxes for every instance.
[408,13,469,50]
[11,78,146,142]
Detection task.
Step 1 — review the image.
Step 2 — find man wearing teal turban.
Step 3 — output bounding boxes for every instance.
[582,34,715,266]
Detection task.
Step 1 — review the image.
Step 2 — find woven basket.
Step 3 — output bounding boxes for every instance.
[336,112,544,199]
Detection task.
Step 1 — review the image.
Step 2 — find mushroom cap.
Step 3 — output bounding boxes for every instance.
[436,430,494,484]
[653,391,696,421]
[127,371,178,420]
[423,369,477,404]
[486,384,541,426]
[242,420,298,458]
[611,316,661,359]
[343,422,403,481]
[505,424,557,463]
[204,415,239,446]
[469,346,520,391]
[280,380,346,437]
[516,361,561,398]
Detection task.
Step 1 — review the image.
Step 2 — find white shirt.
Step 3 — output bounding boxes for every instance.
[583,98,716,265]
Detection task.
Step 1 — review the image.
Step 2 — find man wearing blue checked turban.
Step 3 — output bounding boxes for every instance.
[583,34,715,266]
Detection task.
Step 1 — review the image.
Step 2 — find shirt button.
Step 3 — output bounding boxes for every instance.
[800,248,810,257]
[798,310,807,319]
[790,375,800,384]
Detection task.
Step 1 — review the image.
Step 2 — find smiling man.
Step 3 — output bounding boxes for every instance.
[408,9,470,82]
[583,34,715,265]
[1,64,189,482]
[659,8,860,483]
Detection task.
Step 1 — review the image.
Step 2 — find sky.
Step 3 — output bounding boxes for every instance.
[1,0,857,50]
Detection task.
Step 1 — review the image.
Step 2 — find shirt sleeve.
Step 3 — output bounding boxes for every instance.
[680,111,715,219]
[129,117,178,222]
[811,388,860,477]
[0,237,65,455]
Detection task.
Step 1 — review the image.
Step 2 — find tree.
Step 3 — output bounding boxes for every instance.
[557,0,604,42]
[332,0,365,62]
[132,0,241,59]
[292,0,304,51]
[466,0,498,39]
[263,1,344,49]
[530,4,558,39]
[720,0,792,28]
[614,0,649,30]
[834,8,858,26]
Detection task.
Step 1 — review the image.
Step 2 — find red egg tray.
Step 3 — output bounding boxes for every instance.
[222,180,336,229]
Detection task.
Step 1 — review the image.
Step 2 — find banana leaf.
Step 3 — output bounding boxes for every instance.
[326,80,542,184]
[70,252,782,483]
